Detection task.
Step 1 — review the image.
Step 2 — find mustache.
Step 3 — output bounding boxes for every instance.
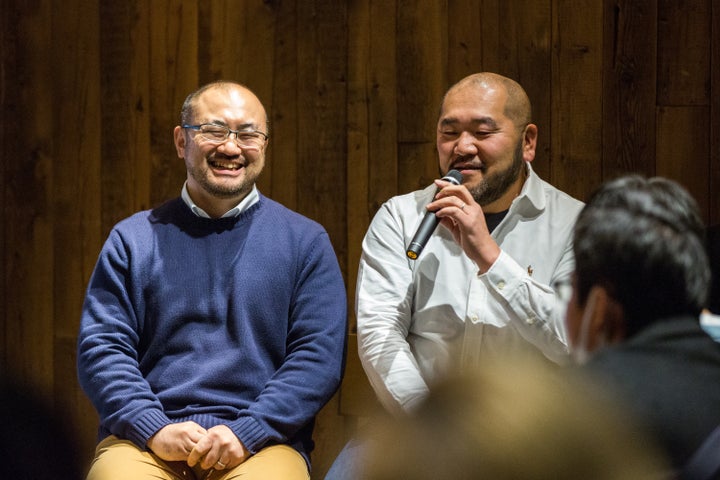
[208,152,244,162]
[451,156,484,171]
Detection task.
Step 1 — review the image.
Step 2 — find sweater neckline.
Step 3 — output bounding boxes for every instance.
[152,195,264,236]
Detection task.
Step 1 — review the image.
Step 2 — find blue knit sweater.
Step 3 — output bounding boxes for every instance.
[77,195,348,465]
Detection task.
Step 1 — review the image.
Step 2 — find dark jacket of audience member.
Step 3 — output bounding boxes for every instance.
[566,175,720,474]
[707,223,720,314]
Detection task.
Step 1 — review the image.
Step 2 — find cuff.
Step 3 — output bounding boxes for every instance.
[227,416,269,454]
[125,409,172,449]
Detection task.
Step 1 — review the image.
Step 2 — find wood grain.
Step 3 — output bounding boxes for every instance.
[1,1,719,478]
[551,0,603,201]
[602,0,657,179]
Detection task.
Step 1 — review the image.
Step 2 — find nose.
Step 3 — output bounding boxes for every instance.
[454,131,478,156]
[216,135,245,154]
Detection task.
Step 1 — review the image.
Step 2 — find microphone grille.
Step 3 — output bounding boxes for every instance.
[443,169,463,185]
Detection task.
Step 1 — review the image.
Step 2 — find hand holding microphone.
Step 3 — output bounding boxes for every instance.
[406,170,463,259]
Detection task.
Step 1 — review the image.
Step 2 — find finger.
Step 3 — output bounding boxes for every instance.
[434,178,462,188]
[200,448,222,471]
[187,436,212,467]
[438,216,458,232]
[427,197,454,214]
[198,435,225,470]
[433,183,455,200]
[432,195,471,214]
[189,426,208,443]
[179,424,208,458]
[432,201,467,221]
[433,180,464,195]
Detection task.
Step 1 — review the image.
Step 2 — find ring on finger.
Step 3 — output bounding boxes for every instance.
[216,461,226,469]
[459,202,466,211]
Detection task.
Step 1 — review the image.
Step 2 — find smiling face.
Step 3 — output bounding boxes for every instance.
[173,84,268,216]
[436,76,537,212]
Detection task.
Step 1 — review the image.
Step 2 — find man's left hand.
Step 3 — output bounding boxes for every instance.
[186,424,250,471]
[429,179,501,272]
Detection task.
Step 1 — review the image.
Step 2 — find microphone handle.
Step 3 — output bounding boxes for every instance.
[406,214,440,260]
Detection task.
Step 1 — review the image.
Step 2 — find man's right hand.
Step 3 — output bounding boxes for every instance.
[147,421,208,461]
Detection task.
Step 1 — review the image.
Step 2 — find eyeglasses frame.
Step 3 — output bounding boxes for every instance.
[181,123,269,147]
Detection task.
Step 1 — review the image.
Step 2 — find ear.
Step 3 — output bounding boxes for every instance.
[173,126,186,158]
[586,286,626,349]
[521,123,538,163]
[601,294,627,343]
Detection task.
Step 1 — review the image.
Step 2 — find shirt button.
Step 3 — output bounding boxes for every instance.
[470,315,479,322]
[497,281,506,289]
[526,317,537,325]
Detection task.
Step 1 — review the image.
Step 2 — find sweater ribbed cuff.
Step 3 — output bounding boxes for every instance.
[126,409,172,449]
[227,416,268,454]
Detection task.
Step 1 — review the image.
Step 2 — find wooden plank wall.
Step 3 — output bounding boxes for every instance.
[1,0,719,477]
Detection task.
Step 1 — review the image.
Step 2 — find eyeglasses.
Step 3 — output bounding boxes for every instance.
[182,124,268,149]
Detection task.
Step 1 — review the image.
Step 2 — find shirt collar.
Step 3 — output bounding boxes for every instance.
[181,182,260,218]
[511,162,546,215]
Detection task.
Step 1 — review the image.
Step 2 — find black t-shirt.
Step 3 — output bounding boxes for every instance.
[485,210,509,233]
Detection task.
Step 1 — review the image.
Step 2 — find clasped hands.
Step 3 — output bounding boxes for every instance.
[147,421,249,471]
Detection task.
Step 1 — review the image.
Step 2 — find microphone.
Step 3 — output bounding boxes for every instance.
[406,169,463,260]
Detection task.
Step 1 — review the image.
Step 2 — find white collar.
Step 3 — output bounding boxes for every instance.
[181,182,259,218]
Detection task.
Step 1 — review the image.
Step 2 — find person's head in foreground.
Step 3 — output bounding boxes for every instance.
[565,175,710,363]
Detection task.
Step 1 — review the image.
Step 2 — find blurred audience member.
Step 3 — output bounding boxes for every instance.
[707,223,720,314]
[360,356,667,480]
[701,223,720,341]
[566,175,720,476]
[0,377,83,479]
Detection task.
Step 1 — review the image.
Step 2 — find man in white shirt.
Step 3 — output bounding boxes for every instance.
[356,72,584,414]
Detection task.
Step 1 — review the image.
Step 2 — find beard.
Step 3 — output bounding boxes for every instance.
[187,156,260,200]
[468,139,525,206]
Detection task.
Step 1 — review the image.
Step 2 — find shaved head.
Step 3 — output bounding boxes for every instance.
[441,73,532,127]
[180,81,269,132]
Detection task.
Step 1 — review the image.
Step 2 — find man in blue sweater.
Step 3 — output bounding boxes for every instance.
[77,81,348,480]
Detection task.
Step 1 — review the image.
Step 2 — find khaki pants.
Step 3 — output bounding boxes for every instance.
[86,436,310,480]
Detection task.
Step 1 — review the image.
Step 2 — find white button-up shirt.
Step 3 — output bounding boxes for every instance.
[356,164,584,414]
